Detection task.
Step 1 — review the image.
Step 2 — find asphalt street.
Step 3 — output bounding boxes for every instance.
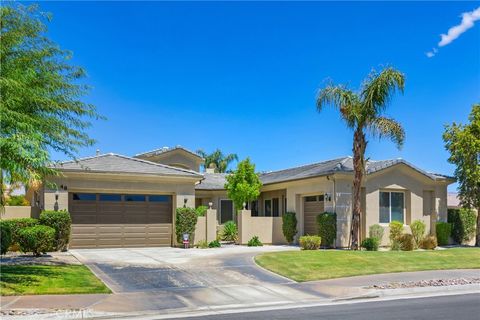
[174,293,480,320]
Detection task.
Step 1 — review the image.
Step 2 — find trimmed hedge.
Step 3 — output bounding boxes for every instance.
[436,222,452,246]
[18,225,55,256]
[247,235,263,247]
[316,212,336,248]
[39,210,72,251]
[282,211,298,244]
[175,207,198,245]
[299,235,321,250]
[3,218,39,249]
[361,237,379,251]
[448,208,476,244]
[195,205,208,217]
[0,221,12,255]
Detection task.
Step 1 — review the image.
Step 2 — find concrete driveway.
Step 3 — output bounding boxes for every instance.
[70,245,298,293]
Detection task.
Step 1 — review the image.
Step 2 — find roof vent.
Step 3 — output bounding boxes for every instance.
[96,149,100,156]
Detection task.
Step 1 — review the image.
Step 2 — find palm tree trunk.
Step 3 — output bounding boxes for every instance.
[476,206,480,247]
[351,128,366,250]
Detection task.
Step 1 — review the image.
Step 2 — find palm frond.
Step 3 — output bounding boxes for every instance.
[361,67,405,116]
[367,116,405,149]
[316,84,359,128]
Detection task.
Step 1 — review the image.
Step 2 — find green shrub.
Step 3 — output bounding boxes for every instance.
[299,235,321,250]
[247,235,263,247]
[398,233,414,251]
[282,211,298,244]
[0,221,12,255]
[39,210,72,251]
[221,221,238,242]
[316,212,336,248]
[436,222,452,246]
[369,224,384,242]
[420,235,437,250]
[410,220,426,249]
[361,237,379,251]
[448,208,476,244]
[389,221,404,250]
[196,240,208,249]
[195,205,208,217]
[175,207,198,245]
[6,195,30,206]
[208,240,221,248]
[3,218,39,249]
[18,225,55,256]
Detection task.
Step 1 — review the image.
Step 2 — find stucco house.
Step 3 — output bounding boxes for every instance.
[32,146,454,248]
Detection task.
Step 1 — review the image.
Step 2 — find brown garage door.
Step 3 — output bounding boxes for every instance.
[303,194,325,235]
[68,193,173,248]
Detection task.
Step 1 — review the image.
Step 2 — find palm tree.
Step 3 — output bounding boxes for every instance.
[196,149,239,173]
[317,67,406,250]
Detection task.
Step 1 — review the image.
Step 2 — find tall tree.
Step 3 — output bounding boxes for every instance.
[317,67,405,250]
[196,149,238,173]
[443,104,480,247]
[224,158,262,211]
[0,4,102,207]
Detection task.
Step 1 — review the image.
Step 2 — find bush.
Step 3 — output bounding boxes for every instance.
[361,237,379,251]
[369,224,384,242]
[221,221,238,242]
[39,210,72,251]
[0,221,12,255]
[195,205,208,217]
[247,235,263,247]
[316,212,336,248]
[6,195,30,206]
[389,221,404,250]
[196,240,208,249]
[3,218,39,249]
[208,240,221,248]
[282,211,298,244]
[436,222,452,246]
[18,225,55,256]
[448,208,476,244]
[299,235,321,250]
[175,207,198,245]
[398,233,414,251]
[410,220,426,249]
[420,235,437,250]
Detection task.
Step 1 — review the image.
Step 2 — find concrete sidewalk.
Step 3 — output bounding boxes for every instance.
[1,269,479,319]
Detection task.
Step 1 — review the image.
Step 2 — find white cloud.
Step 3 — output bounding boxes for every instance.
[425,6,480,58]
[439,6,480,47]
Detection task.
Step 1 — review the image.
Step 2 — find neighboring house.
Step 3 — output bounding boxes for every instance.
[447,192,461,209]
[33,146,454,248]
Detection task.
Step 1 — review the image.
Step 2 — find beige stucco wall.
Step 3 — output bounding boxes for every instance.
[194,209,217,244]
[237,209,287,245]
[0,206,40,219]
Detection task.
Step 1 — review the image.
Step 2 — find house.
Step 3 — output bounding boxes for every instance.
[33,146,454,248]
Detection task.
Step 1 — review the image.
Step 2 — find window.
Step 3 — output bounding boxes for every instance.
[264,199,272,217]
[379,191,404,223]
[318,194,325,201]
[284,197,287,214]
[272,198,279,217]
[149,195,170,202]
[125,194,145,202]
[305,196,317,202]
[99,194,122,201]
[220,199,234,224]
[251,200,259,216]
[72,193,96,201]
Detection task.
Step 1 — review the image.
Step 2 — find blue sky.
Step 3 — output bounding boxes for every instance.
[31,1,479,190]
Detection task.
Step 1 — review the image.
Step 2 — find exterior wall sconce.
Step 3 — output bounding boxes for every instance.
[183,198,188,207]
[324,193,332,202]
[55,190,59,201]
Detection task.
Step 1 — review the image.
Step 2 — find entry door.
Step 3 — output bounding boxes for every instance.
[303,194,325,235]
[220,199,234,224]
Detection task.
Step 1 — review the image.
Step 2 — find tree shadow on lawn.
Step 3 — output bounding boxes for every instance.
[0,265,61,293]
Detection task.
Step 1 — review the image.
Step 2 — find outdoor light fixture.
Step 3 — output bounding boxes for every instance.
[55,190,59,201]
[208,202,213,209]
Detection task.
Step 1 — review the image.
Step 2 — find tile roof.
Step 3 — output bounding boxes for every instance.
[53,153,203,178]
[195,173,229,190]
[134,146,203,160]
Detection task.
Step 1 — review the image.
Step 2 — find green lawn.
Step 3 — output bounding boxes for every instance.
[0,265,111,296]
[255,248,480,282]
